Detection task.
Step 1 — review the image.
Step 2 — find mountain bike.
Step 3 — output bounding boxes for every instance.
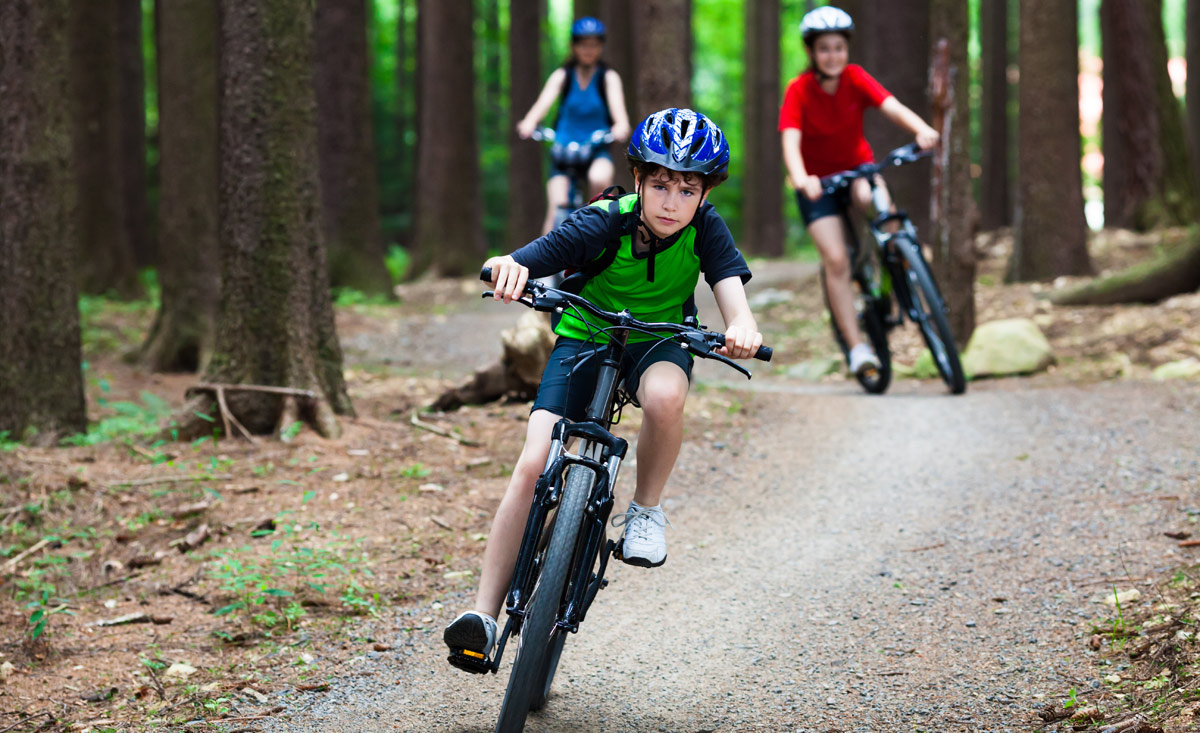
[531,127,615,229]
[448,268,771,732]
[818,143,966,395]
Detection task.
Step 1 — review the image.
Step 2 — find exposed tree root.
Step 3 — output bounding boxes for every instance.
[167,383,339,441]
[1051,232,1200,306]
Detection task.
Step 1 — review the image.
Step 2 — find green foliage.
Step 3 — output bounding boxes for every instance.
[399,462,431,479]
[24,583,74,641]
[61,390,174,446]
[384,243,411,285]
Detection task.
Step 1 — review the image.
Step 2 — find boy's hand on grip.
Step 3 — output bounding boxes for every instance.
[719,325,764,360]
[483,256,529,304]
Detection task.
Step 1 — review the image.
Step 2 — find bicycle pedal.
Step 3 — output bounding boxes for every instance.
[612,538,625,562]
[447,649,493,675]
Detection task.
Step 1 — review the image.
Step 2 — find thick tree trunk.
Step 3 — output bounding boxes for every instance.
[842,0,932,237]
[600,0,636,189]
[178,0,353,440]
[70,0,141,297]
[1100,0,1127,228]
[396,0,413,240]
[1102,0,1199,231]
[0,0,88,443]
[1011,0,1091,281]
[412,0,484,277]
[575,0,602,18]
[1051,233,1200,306]
[928,4,976,346]
[315,0,389,296]
[741,0,783,256]
[141,0,220,373]
[507,0,544,250]
[632,0,691,119]
[118,0,153,269]
[1189,0,1200,199]
[979,0,1010,231]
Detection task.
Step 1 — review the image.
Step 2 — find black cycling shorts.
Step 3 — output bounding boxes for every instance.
[795,189,842,227]
[549,148,613,179]
[531,336,693,421]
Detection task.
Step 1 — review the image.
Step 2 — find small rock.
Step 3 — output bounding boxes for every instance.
[419,483,444,493]
[964,620,976,628]
[1153,358,1200,381]
[0,661,14,681]
[961,318,1054,377]
[1103,589,1141,606]
[164,663,196,681]
[332,472,350,482]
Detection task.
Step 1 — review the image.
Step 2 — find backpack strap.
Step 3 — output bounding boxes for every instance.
[551,61,612,130]
[556,189,629,297]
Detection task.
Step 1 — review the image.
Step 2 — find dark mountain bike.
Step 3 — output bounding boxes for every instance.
[449,268,771,732]
[531,127,615,229]
[818,143,966,395]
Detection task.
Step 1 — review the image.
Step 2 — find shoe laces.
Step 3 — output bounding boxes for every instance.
[611,505,670,543]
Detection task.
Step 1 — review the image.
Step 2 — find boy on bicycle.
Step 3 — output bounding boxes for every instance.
[445,108,762,662]
[779,6,939,376]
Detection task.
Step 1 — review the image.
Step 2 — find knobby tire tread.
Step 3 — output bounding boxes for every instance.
[892,237,967,394]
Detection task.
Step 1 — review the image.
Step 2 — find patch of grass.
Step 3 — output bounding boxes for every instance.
[385,244,410,285]
[62,390,174,446]
[399,463,431,479]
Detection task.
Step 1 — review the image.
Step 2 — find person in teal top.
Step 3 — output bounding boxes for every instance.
[445,109,763,664]
[517,17,632,235]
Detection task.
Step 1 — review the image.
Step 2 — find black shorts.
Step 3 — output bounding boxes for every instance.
[549,148,613,179]
[531,337,694,421]
[795,189,842,227]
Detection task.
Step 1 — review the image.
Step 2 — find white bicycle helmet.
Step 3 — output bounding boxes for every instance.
[800,6,854,45]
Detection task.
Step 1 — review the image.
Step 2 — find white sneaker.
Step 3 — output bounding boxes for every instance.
[847,343,881,375]
[612,503,670,567]
[443,611,497,659]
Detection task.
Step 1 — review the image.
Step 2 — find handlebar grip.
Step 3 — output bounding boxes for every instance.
[755,345,772,362]
[480,267,492,283]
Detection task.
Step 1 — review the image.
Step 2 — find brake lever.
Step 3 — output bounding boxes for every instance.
[708,351,752,379]
[679,333,753,380]
[480,291,537,309]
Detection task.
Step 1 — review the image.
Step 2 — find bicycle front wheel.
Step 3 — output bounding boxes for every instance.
[890,237,966,394]
[495,462,592,732]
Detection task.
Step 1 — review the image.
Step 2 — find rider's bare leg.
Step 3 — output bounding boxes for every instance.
[587,157,615,200]
[631,362,689,508]
[542,175,571,235]
[472,409,560,619]
[808,215,864,348]
[851,175,898,233]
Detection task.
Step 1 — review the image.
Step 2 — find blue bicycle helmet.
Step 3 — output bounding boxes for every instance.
[628,108,730,176]
[571,16,606,40]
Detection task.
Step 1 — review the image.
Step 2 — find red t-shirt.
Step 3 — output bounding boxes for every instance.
[778,64,892,178]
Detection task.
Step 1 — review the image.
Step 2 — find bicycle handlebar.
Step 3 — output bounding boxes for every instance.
[819,143,932,197]
[530,128,615,146]
[479,268,772,371]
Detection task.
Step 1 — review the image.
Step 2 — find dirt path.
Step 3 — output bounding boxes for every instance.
[256,376,1199,732]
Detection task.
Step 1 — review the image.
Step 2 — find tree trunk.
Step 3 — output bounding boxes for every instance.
[141,0,220,373]
[841,0,932,237]
[600,0,636,189]
[0,0,88,443]
[315,0,389,296]
[741,0,783,256]
[412,0,484,277]
[1011,0,1091,281]
[507,0,544,250]
[1100,0,1127,228]
[1188,0,1200,199]
[396,0,413,240]
[1051,233,1200,306]
[70,0,141,297]
[118,0,153,269]
[928,3,976,346]
[979,0,1010,231]
[177,0,353,440]
[575,0,602,18]
[1101,0,1199,231]
[632,0,691,119]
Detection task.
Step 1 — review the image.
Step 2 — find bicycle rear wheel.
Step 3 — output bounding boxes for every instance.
[495,462,592,732]
[821,269,892,394]
[890,236,966,394]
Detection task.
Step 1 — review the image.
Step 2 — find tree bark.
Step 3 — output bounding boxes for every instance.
[70,0,141,297]
[1100,0,1127,228]
[575,0,602,18]
[396,0,413,240]
[928,3,976,345]
[632,0,692,119]
[315,0,389,296]
[118,0,153,269]
[600,0,636,189]
[841,0,932,237]
[412,0,485,277]
[0,0,88,443]
[178,0,353,440]
[507,0,545,250]
[1189,0,1200,199]
[1101,0,1199,231]
[141,0,220,373]
[1011,0,1091,281]
[979,0,1010,231]
[741,0,783,256]
[1051,233,1200,306]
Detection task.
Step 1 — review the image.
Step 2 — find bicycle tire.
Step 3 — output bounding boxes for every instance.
[820,269,892,394]
[495,462,593,732]
[890,237,967,394]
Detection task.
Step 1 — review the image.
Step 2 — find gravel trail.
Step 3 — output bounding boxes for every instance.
[258,378,1199,732]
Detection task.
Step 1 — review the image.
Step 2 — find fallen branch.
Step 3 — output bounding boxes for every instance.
[0,711,52,733]
[191,383,317,399]
[410,410,480,447]
[3,538,50,573]
[106,474,233,490]
[214,384,256,443]
[903,542,946,553]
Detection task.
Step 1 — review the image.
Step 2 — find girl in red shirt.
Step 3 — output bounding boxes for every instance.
[778,7,939,376]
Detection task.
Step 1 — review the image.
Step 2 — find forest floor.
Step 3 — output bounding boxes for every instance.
[0,228,1196,732]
